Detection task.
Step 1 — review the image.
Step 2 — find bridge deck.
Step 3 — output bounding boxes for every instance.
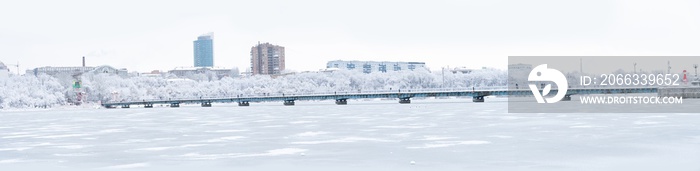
[101,87,658,107]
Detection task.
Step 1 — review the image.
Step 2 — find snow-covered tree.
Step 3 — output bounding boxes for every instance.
[1,68,508,109]
[0,74,67,108]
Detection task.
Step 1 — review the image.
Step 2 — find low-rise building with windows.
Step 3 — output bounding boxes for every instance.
[168,66,236,80]
[26,65,128,78]
[326,60,427,73]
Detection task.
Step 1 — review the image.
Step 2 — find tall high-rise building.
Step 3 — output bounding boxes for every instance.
[194,33,214,67]
[250,42,285,75]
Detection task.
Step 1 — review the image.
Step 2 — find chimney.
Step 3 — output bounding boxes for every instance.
[82,56,85,67]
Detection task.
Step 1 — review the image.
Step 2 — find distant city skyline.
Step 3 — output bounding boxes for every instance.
[2,0,700,74]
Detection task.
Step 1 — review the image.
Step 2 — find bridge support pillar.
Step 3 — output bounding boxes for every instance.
[105,105,116,109]
[335,99,347,105]
[399,98,411,104]
[284,100,295,106]
[561,95,572,101]
[144,103,153,108]
[472,96,485,103]
[121,104,130,108]
[238,101,250,106]
[170,103,180,108]
[201,101,212,107]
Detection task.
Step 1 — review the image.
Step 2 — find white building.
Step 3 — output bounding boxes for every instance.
[326,60,427,73]
[450,66,474,74]
[508,63,533,88]
[508,63,533,71]
[26,65,128,78]
[168,66,236,80]
[92,66,129,77]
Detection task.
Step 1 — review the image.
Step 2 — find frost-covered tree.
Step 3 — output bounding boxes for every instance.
[1,68,508,108]
[0,74,67,108]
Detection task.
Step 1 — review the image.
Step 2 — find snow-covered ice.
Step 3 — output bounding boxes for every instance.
[0,98,699,171]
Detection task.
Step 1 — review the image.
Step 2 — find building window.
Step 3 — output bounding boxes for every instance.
[408,64,416,70]
[378,64,386,73]
[334,64,339,68]
[393,64,401,71]
[347,63,355,70]
[363,63,372,73]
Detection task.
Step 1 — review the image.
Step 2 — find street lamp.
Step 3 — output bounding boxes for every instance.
[694,64,698,79]
[441,67,445,88]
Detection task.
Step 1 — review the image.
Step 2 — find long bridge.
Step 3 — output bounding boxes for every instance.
[102,87,658,108]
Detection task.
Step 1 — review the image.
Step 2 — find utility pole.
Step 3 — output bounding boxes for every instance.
[667,61,671,74]
[579,58,583,74]
[441,66,445,88]
[633,62,637,74]
[11,61,19,75]
[694,64,698,79]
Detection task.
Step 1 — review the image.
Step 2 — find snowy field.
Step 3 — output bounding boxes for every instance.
[1,98,699,171]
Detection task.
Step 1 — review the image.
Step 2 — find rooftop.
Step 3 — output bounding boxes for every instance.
[170,66,231,71]
[328,60,425,64]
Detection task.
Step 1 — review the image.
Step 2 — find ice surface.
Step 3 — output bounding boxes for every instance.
[0,98,699,171]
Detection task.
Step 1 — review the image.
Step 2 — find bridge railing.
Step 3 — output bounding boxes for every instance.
[105,87,513,103]
[103,86,663,104]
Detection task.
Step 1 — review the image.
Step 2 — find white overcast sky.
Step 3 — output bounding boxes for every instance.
[1,0,700,73]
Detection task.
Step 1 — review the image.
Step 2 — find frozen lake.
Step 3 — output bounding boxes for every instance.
[1,98,699,171]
